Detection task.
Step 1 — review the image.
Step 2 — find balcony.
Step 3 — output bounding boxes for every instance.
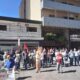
[0,31,43,40]
[70,35,80,41]
[41,0,80,13]
[42,17,80,29]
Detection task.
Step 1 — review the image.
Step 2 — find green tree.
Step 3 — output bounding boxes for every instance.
[45,33,56,40]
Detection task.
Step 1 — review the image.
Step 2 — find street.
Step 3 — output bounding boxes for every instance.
[16,65,80,80]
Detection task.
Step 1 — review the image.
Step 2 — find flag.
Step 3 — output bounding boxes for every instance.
[23,42,28,52]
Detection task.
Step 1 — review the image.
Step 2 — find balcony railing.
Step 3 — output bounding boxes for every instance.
[0,31,43,40]
[70,35,80,41]
[70,35,80,38]
[42,17,80,29]
[70,38,80,41]
[41,0,80,13]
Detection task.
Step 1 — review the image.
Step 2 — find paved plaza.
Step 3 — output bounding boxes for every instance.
[16,66,80,80]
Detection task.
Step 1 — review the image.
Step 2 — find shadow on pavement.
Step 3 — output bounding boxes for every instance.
[62,70,76,73]
[41,69,56,72]
[17,76,32,80]
[21,67,35,71]
[28,67,35,70]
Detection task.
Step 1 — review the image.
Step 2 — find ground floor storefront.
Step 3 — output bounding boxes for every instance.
[41,26,80,49]
[0,27,80,50]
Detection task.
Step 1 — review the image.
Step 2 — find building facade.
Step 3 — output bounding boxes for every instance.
[0,16,43,49]
[20,0,80,49]
[19,0,41,20]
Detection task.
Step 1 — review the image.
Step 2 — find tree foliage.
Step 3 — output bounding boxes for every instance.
[44,32,66,42]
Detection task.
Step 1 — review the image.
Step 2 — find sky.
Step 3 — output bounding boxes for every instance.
[0,0,21,18]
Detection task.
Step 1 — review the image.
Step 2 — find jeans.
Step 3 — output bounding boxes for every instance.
[57,63,62,73]
[15,62,20,70]
[75,56,79,66]
[70,57,73,66]
[24,59,27,70]
[41,60,44,68]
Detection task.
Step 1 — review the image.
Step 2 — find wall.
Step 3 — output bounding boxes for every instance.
[30,0,41,21]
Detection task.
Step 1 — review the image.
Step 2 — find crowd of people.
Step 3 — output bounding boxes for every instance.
[0,47,80,73]
[35,47,80,73]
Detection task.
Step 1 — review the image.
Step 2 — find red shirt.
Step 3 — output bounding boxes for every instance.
[56,53,62,64]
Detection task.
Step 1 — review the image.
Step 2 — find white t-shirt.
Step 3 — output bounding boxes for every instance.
[74,51,79,56]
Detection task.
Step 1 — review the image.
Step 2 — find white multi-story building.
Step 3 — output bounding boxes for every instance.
[19,0,80,48]
[0,16,43,49]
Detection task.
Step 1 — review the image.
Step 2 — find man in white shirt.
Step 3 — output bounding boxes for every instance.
[69,49,74,66]
[74,48,79,66]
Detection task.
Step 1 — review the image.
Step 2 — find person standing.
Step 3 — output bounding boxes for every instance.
[43,48,47,67]
[69,49,74,66]
[21,50,28,70]
[36,47,42,73]
[74,48,79,66]
[56,50,63,73]
[40,49,44,68]
[15,50,21,71]
[78,49,80,65]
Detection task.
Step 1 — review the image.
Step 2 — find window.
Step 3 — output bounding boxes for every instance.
[69,14,75,20]
[0,25,7,31]
[69,17,74,20]
[51,0,55,1]
[63,16,68,19]
[27,27,37,32]
[61,2,67,4]
[49,15,55,17]
[0,44,16,46]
